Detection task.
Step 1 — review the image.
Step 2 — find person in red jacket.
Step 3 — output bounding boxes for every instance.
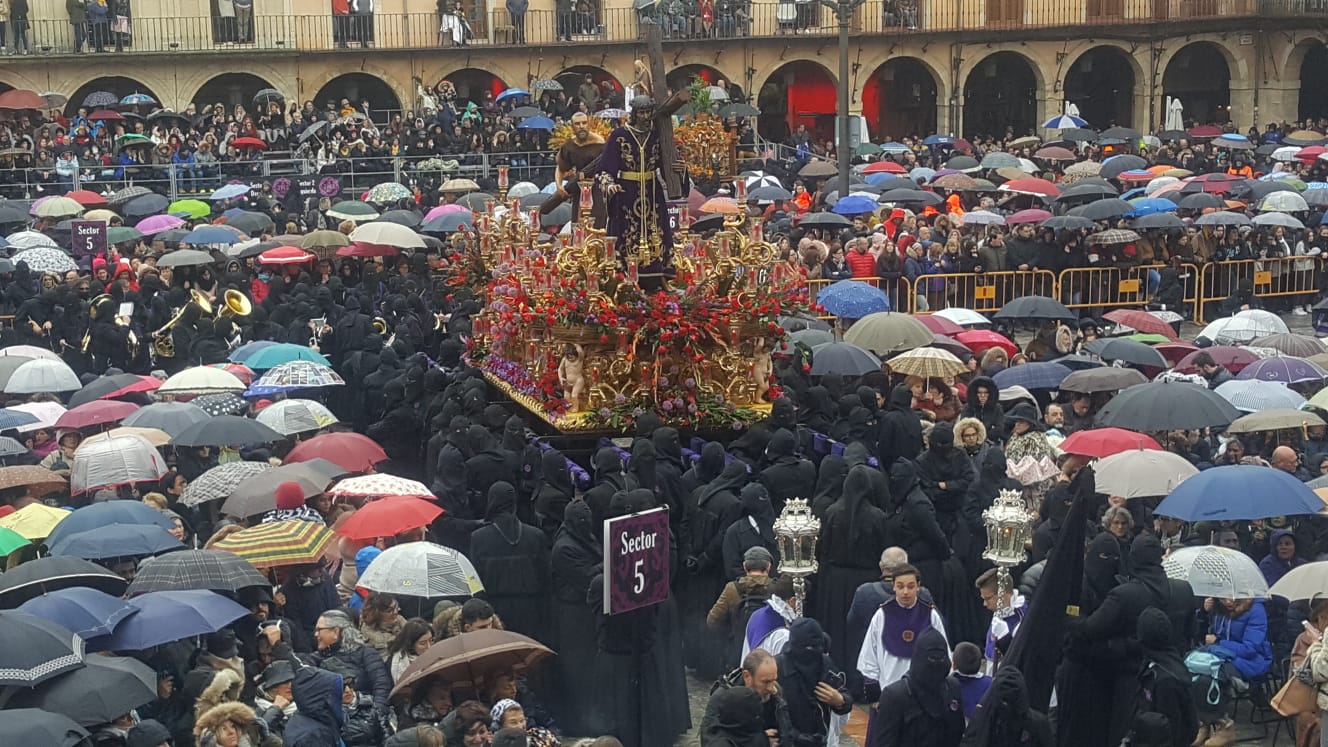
[845,237,877,278]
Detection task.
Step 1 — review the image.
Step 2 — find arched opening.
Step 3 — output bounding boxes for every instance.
[1163,42,1231,125]
[312,73,402,121]
[1299,43,1328,122]
[757,61,836,146]
[963,52,1037,138]
[192,73,280,116]
[1064,46,1137,129]
[862,58,938,141]
[0,82,12,96]
[443,68,508,110]
[666,64,734,95]
[66,77,161,117]
[555,66,623,110]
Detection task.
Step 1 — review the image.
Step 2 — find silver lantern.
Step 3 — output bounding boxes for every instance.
[982,488,1035,615]
[774,498,820,617]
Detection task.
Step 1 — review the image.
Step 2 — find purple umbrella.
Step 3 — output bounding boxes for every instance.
[1235,357,1328,385]
[135,215,185,236]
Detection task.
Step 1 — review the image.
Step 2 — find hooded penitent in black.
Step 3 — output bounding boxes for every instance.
[682,458,748,679]
[874,627,963,747]
[813,465,889,674]
[758,428,816,512]
[777,618,852,747]
[584,447,630,533]
[533,448,575,538]
[550,499,603,734]
[721,483,779,580]
[876,384,923,470]
[960,666,1053,747]
[468,481,550,643]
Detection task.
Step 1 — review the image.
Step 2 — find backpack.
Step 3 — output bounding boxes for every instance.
[1184,651,1224,708]
[730,588,773,665]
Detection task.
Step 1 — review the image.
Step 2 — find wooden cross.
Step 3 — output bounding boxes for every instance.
[643,19,683,200]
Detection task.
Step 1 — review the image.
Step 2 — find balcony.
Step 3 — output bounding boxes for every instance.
[6,0,1295,58]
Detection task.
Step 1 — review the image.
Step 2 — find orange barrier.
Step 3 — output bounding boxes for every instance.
[908,270,1056,315]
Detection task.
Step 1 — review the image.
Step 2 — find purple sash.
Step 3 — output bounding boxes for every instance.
[745,603,785,651]
[879,598,934,658]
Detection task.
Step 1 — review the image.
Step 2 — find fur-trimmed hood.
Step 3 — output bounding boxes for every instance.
[193,666,245,718]
[195,701,271,746]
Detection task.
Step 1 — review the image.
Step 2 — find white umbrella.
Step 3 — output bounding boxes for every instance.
[1163,545,1268,600]
[158,367,246,395]
[348,222,427,249]
[4,358,80,394]
[355,541,484,598]
[5,230,58,250]
[1272,146,1303,162]
[254,400,337,436]
[1095,449,1198,498]
[1235,309,1290,334]
[1199,315,1287,345]
[70,433,169,495]
[932,307,990,327]
[1270,561,1328,601]
[1145,176,1179,195]
[1258,191,1310,214]
[1214,379,1305,413]
[0,346,61,361]
[507,182,539,198]
[6,402,67,432]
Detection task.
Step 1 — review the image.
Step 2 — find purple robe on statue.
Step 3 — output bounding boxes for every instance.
[586,122,674,278]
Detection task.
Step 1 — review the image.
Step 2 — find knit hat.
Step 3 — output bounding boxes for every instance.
[92,256,107,272]
[274,481,306,510]
[490,699,523,731]
[355,545,382,576]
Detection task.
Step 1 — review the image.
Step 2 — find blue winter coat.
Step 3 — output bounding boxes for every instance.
[1204,598,1273,680]
[283,666,346,747]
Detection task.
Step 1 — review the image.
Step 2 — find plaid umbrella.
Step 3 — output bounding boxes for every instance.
[357,541,484,599]
[250,361,345,392]
[178,462,274,507]
[330,474,434,501]
[190,392,249,417]
[887,347,967,378]
[992,362,1073,390]
[1088,228,1141,245]
[107,186,153,206]
[211,520,335,568]
[126,549,272,595]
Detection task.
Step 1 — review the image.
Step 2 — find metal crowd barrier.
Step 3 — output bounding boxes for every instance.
[1199,257,1320,320]
[806,276,912,319]
[908,270,1056,315]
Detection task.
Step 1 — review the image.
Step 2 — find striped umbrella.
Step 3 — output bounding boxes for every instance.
[356,541,484,598]
[1213,379,1304,413]
[211,520,335,569]
[887,347,967,378]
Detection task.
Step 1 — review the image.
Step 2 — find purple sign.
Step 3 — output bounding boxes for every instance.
[602,506,670,615]
[70,220,107,259]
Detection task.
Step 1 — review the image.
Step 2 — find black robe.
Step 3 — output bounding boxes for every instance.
[467,481,551,644]
[584,447,631,534]
[876,385,923,470]
[549,499,602,734]
[722,484,780,581]
[758,428,817,513]
[533,449,575,539]
[681,460,748,679]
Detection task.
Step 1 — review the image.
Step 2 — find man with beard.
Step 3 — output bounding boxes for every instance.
[541,111,606,226]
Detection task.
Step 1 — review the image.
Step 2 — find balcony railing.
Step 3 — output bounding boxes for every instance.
[6,0,1300,57]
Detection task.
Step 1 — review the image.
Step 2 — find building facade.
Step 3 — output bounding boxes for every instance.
[2,0,1325,142]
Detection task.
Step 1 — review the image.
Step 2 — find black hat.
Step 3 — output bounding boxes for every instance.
[205,628,239,659]
[1007,402,1040,425]
[127,719,174,747]
[260,660,296,691]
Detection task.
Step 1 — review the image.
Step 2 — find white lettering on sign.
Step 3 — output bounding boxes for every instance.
[619,529,658,555]
[77,225,100,235]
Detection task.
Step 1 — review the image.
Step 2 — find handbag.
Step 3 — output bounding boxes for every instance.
[112,14,130,33]
[1272,667,1319,717]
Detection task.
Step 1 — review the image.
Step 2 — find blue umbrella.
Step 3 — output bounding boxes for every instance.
[1154,465,1323,521]
[44,502,175,550]
[992,362,1072,390]
[227,340,280,364]
[831,195,878,215]
[91,590,249,651]
[518,116,555,130]
[422,213,473,233]
[242,343,331,371]
[816,280,890,318]
[1042,114,1089,129]
[210,183,250,201]
[495,88,530,103]
[1126,198,1180,217]
[18,587,139,640]
[922,134,954,147]
[0,408,40,430]
[48,523,183,560]
[179,226,239,245]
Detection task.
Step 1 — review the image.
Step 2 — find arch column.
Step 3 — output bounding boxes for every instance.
[1256,79,1300,129]
[1229,78,1256,129]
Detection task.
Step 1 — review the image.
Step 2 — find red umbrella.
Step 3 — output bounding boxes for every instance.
[1000,177,1060,197]
[1060,427,1162,458]
[1153,341,1198,366]
[1102,309,1179,340]
[210,363,254,386]
[65,190,109,207]
[338,242,401,258]
[1005,209,1052,225]
[230,137,267,151]
[863,161,907,175]
[103,375,162,400]
[1175,346,1259,374]
[286,432,387,473]
[54,400,140,429]
[336,497,443,540]
[929,334,972,359]
[258,246,314,265]
[1187,125,1222,139]
[955,330,1017,358]
[87,109,124,121]
[913,314,963,336]
[0,89,47,110]
[1296,146,1327,162]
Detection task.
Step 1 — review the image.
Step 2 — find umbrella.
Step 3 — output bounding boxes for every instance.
[1154,464,1323,521]
[156,249,218,268]
[210,183,251,201]
[1249,333,1326,358]
[0,345,60,361]
[4,358,80,393]
[1162,545,1268,600]
[16,588,137,640]
[1090,338,1167,368]
[0,709,89,746]
[830,195,878,215]
[992,362,1072,390]
[348,222,426,249]
[229,137,266,151]
[326,201,379,222]
[356,541,483,598]
[54,400,139,430]
[1214,379,1305,413]
[120,401,209,436]
[126,549,271,596]
[1096,381,1241,431]
[94,590,250,651]
[1073,199,1134,221]
[190,392,250,417]
[842,312,933,355]
[178,462,274,507]
[257,246,313,265]
[135,214,184,235]
[814,280,891,318]
[1094,449,1199,499]
[0,504,70,542]
[1102,309,1180,339]
[1235,357,1327,384]
[0,525,30,555]
[249,360,345,392]
[1058,367,1148,393]
[809,342,881,377]
[366,182,413,204]
[954,330,1016,357]
[44,501,175,550]
[887,345,961,374]
[6,402,66,432]
[789,329,834,348]
[798,212,852,228]
[170,415,283,448]
[374,210,423,228]
[992,296,1076,323]
[1060,427,1162,458]
[779,314,832,332]
[336,497,442,541]
[1259,191,1309,213]
[0,611,84,685]
[958,210,1005,226]
[48,523,182,560]
[913,315,964,336]
[68,372,158,408]
[391,629,553,698]
[1198,317,1285,346]
[33,197,83,219]
[441,178,482,193]
[1271,561,1328,600]
[211,520,335,568]
[10,655,156,727]
[933,308,990,327]
[301,229,352,249]
[329,474,433,501]
[255,400,337,436]
[159,367,245,395]
[495,88,530,102]
[69,433,169,495]
[220,462,338,518]
[1175,346,1260,374]
[1227,408,1326,433]
[0,465,67,496]
[1043,114,1088,129]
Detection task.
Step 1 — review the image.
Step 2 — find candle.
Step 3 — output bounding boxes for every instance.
[580,184,592,208]
[735,179,746,200]
[497,165,509,189]
[720,236,730,256]
[627,262,639,285]
[573,224,585,245]
[605,237,617,264]
[485,199,495,214]
[587,269,598,288]
[511,199,520,214]
[529,208,540,229]
[679,205,690,227]
[752,222,763,244]
[526,341,537,361]
[617,330,628,355]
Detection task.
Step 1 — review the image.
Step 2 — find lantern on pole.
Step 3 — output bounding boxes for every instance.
[774,498,820,616]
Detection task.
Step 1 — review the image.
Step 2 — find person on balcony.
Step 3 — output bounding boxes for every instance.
[506,0,526,42]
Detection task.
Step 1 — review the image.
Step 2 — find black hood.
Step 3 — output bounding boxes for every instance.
[740,482,775,523]
[929,421,954,451]
[888,457,919,499]
[888,384,913,411]
[698,460,749,507]
[905,627,952,716]
[770,397,796,428]
[766,428,796,459]
[652,426,684,467]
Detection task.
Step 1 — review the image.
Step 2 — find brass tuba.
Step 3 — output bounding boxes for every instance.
[217,289,252,319]
[152,289,213,359]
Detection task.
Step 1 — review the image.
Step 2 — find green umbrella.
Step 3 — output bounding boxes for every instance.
[113,133,153,154]
[325,200,379,222]
[107,226,143,245]
[854,142,880,157]
[167,199,211,219]
[1126,333,1172,344]
[0,526,30,556]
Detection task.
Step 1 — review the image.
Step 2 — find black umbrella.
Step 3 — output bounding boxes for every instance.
[191,392,248,417]
[8,655,156,726]
[221,462,337,518]
[879,188,942,206]
[146,109,190,128]
[1178,192,1225,211]
[48,523,184,560]
[690,213,727,233]
[1239,180,1295,202]
[123,193,169,219]
[810,342,882,376]
[1099,155,1148,179]
[0,709,89,746]
[126,549,271,595]
[509,106,544,118]
[798,212,852,228]
[992,295,1076,323]
[1060,127,1099,142]
[1132,213,1184,230]
[298,120,330,144]
[225,210,274,236]
[1098,127,1143,142]
[1072,198,1134,221]
[0,556,129,607]
[1156,129,1187,142]
[518,193,547,209]
[238,239,283,260]
[375,209,423,228]
[1086,337,1167,368]
[541,204,573,227]
[253,88,284,106]
[779,314,832,332]
[1041,215,1096,231]
[67,373,149,408]
[820,176,869,194]
[170,414,283,447]
[0,202,28,224]
[1098,381,1242,430]
[1059,366,1147,393]
[0,611,84,686]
